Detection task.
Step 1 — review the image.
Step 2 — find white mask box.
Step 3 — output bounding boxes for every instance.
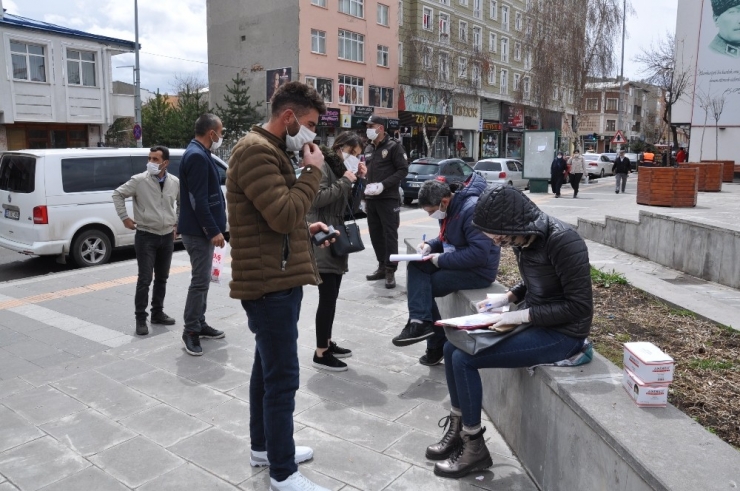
[623,342,675,384]
[622,368,669,407]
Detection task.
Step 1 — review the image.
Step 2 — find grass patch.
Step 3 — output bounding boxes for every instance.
[687,359,736,371]
[670,308,697,318]
[590,267,628,288]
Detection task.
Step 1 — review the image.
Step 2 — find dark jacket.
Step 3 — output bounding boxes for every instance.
[363,134,408,200]
[426,173,500,282]
[472,186,593,338]
[551,157,567,176]
[613,156,631,174]
[178,139,227,239]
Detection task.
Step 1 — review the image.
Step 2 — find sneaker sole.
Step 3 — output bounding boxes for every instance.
[331,352,352,359]
[311,361,348,372]
[433,455,494,479]
[199,333,225,339]
[419,356,444,366]
[392,331,435,347]
[250,452,314,467]
[151,320,176,325]
[181,338,203,356]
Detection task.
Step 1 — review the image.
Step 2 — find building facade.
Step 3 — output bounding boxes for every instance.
[207,0,400,147]
[0,6,136,151]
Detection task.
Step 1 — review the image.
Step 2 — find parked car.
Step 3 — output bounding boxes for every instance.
[0,148,229,267]
[473,158,529,190]
[401,158,474,205]
[624,153,639,171]
[584,153,615,178]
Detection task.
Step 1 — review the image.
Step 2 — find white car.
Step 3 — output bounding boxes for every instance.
[0,148,228,267]
[584,153,615,178]
[473,158,529,190]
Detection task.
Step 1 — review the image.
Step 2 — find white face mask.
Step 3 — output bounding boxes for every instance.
[210,132,223,151]
[147,162,161,175]
[366,128,379,141]
[430,208,446,220]
[285,115,316,151]
[343,153,360,173]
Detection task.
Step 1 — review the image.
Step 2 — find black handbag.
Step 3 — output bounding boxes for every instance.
[330,196,365,256]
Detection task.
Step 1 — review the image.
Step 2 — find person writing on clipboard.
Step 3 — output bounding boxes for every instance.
[390,174,500,366]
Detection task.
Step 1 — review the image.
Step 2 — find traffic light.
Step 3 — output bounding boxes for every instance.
[592,133,598,140]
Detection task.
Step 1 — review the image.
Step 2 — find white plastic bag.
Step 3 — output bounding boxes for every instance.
[211,246,224,284]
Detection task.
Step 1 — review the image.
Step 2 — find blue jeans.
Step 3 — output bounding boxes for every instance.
[407,260,492,350]
[444,327,585,427]
[181,234,214,333]
[134,230,174,320]
[241,287,302,482]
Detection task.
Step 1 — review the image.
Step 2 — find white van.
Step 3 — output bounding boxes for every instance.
[0,148,228,267]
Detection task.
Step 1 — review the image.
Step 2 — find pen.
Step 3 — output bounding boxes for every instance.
[422,234,426,243]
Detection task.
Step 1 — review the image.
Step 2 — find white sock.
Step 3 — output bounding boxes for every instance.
[409,318,422,324]
[450,407,462,416]
[462,424,481,435]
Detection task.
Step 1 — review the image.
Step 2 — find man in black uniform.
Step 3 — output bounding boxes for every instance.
[363,115,409,289]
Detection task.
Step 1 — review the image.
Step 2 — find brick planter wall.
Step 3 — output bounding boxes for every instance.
[636,167,698,207]
[679,162,723,191]
[700,160,735,182]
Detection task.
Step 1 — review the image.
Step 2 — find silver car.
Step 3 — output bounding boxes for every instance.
[473,158,529,190]
[584,153,615,178]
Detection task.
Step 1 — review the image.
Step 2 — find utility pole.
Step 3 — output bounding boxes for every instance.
[134,0,142,147]
[616,0,626,152]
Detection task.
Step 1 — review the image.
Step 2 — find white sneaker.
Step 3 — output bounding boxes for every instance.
[250,446,314,467]
[270,471,329,491]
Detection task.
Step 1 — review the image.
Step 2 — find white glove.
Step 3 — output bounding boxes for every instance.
[365,183,384,196]
[418,243,432,255]
[359,200,366,212]
[476,293,510,313]
[428,253,441,267]
[491,309,530,329]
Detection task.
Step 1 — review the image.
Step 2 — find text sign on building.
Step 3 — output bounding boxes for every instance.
[319,108,340,127]
[353,106,374,118]
[481,122,502,131]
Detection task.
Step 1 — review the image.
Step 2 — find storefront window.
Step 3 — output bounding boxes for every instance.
[506,133,522,158]
[481,132,500,158]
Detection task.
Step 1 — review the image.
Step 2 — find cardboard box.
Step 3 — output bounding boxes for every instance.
[622,368,669,407]
[623,342,675,384]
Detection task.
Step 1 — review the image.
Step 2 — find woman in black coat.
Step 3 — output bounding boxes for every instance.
[550,151,568,197]
[424,186,593,480]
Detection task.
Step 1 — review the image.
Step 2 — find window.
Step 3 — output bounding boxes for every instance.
[473,0,482,18]
[439,52,450,81]
[606,120,616,131]
[488,65,496,85]
[423,7,433,30]
[377,45,389,67]
[66,49,96,87]
[568,88,574,104]
[501,37,509,62]
[524,47,532,69]
[526,0,533,10]
[490,0,497,19]
[338,74,364,104]
[369,85,394,108]
[606,98,618,111]
[513,72,521,91]
[472,62,481,88]
[459,20,468,43]
[458,56,468,79]
[459,0,468,6]
[523,76,530,99]
[440,0,450,5]
[526,17,533,35]
[338,30,365,62]
[311,29,326,54]
[0,155,36,193]
[10,41,46,82]
[514,41,521,61]
[473,26,482,51]
[62,157,135,193]
[398,43,403,66]
[399,0,404,25]
[500,68,508,94]
[311,0,327,6]
[553,86,559,101]
[439,12,450,42]
[515,11,522,30]
[501,5,509,30]
[339,0,364,17]
[377,3,389,25]
[423,47,433,68]
[489,32,497,52]
[586,98,598,110]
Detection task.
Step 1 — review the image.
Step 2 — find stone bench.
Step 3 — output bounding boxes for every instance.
[404,240,740,490]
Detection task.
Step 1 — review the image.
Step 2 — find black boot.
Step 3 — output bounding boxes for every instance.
[151,312,176,325]
[135,319,148,336]
[366,264,385,281]
[426,413,462,460]
[434,427,493,478]
[385,269,396,289]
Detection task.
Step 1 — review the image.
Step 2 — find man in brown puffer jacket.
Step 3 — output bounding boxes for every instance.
[226,81,333,491]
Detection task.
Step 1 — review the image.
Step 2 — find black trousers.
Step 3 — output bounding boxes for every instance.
[316,273,343,348]
[366,198,400,271]
[134,230,174,320]
[570,173,583,195]
[551,173,563,195]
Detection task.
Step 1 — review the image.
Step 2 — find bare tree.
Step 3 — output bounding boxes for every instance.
[695,89,712,161]
[635,33,692,151]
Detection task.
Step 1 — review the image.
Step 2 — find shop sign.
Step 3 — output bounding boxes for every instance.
[453,105,478,118]
[318,108,340,127]
[340,114,367,128]
[386,118,400,130]
[481,121,502,131]
[353,106,374,118]
[398,85,452,115]
[506,106,524,128]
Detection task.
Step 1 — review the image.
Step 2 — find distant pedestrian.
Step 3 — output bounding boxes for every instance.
[178,114,227,356]
[112,145,180,335]
[676,147,687,163]
[550,152,567,197]
[363,115,409,289]
[613,149,631,194]
[568,150,587,198]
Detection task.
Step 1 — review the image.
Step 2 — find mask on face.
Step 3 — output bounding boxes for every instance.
[430,205,446,220]
[210,131,223,151]
[147,162,161,175]
[285,114,317,151]
[366,128,379,141]
[343,153,361,173]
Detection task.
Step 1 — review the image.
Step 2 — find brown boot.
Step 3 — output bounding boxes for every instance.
[434,427,493,478]
[366,264,385,281]
[426,413,462,460]
[385,269,396,289]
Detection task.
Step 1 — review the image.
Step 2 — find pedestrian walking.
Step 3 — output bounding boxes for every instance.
[391,175,500,366]
[307,132,367,372]
[112,146,179,335]
[226,81,333,491]
[550,151,567,197]
[613,149,631,194]
[363,115,409,289]
[568,150,587,198]
[676,147,687,163]
[178,114,227,356]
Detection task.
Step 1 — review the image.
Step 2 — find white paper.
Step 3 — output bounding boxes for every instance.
[389,253,428,262]
[537,144,547,152]
[436,312,504,328]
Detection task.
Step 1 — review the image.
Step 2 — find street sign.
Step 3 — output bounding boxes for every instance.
[133,123,142,141]
[611,130,626,145]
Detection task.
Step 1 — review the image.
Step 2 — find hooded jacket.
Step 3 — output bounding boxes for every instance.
[426,172,500,282]
[472,186,593,338]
